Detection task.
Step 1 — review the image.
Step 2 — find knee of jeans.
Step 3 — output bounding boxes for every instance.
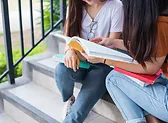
[55,63,68,81]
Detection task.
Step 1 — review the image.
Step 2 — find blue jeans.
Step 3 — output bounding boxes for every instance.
[55,63,112,123]
[106,70,168,123]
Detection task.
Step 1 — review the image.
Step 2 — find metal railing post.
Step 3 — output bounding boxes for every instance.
[40,0,45,36]
[0,0,66,84]
[50,0,54,29]
[1,0,15,84]
[29,0,35,47]
[18,0,25,57]
[60,0,67,30]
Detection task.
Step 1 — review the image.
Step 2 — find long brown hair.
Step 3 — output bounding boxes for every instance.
[122,0,168,66]
[64,0,85,37]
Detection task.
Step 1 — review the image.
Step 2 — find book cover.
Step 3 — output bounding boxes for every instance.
[52,54,90,69]
[114,67,162,85]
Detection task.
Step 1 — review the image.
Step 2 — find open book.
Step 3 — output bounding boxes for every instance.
[64,36,137,63]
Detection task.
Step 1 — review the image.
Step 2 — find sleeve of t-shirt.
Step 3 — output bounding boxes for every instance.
[110,6,124,32]
[156,22,168,57]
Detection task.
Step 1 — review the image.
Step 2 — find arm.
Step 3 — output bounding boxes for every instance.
[109,32,121,39]
[84,52,166,74]
[109,33,127,50]
[107,39,127,51]
[91,38,127,51]
[63,18,82,71]
[105,56,166,75]
[64,18,86,60]
[65,45,86,61]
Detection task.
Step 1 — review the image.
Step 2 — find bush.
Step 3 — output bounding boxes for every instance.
[42,0,60,31]
[0,44,47,83]
[0,33,3,36]
[0,53,7,82]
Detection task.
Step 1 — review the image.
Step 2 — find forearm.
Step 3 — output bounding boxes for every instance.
[64,45,71,53]
[109,32,127,50]
[109,32,121,39]
[105,59,160,75]
[76,51,86,61]
[113,39,127,51]
[105,60,146,73]
[64,45,86,60]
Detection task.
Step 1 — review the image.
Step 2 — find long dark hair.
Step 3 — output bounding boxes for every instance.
[159,0,168,16]
[64,0,85,37]
[122,0,168,66]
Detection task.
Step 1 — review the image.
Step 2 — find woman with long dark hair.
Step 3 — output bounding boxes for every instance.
[85,0,168,122]
[54,0,124,122]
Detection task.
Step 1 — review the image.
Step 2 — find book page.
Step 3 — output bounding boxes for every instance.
[73,37,136,63]
[126,75,148,87]
[67,36,136,63]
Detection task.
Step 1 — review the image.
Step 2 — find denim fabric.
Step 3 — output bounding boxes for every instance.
[106,70,168,123]
[55,63,112,123]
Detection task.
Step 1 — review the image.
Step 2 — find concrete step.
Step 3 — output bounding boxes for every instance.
[23,54,124,123]
[1,82,116,123]
[30,56,114,103]
[0,113,18,123]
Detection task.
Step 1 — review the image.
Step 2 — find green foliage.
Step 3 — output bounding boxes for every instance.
[0,33,3,36]
[0,53,7,82]
[0,43,47,83]
[43,0,60,31]
[0,0,66,83]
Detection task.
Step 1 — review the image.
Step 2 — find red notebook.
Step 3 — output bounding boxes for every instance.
[114,67,162,84]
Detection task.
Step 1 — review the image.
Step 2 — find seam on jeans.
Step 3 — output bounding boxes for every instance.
[106,78,129,120]
[110,71,166,106]
[165,91,168,112]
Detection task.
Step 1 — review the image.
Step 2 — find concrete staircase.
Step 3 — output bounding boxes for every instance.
[0,113,18,123]
[0,33,125,123]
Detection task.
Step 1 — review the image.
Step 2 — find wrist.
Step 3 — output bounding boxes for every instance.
[111,39,118,48]
[65,48,76,54]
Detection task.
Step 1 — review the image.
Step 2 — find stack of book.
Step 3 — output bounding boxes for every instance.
[114,67,162,87]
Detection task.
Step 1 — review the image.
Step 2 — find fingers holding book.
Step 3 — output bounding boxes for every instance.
[90,37,116,48]
[64,49,80,72]
[90,37,103,43]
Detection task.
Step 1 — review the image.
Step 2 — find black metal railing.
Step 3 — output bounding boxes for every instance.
[0,0,66,84]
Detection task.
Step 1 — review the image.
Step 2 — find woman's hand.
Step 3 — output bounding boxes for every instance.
[90,37,116,48]
[81,52,104,64]
[76,51,87,61]
[91,37,127,50]
[64,49,80,72]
